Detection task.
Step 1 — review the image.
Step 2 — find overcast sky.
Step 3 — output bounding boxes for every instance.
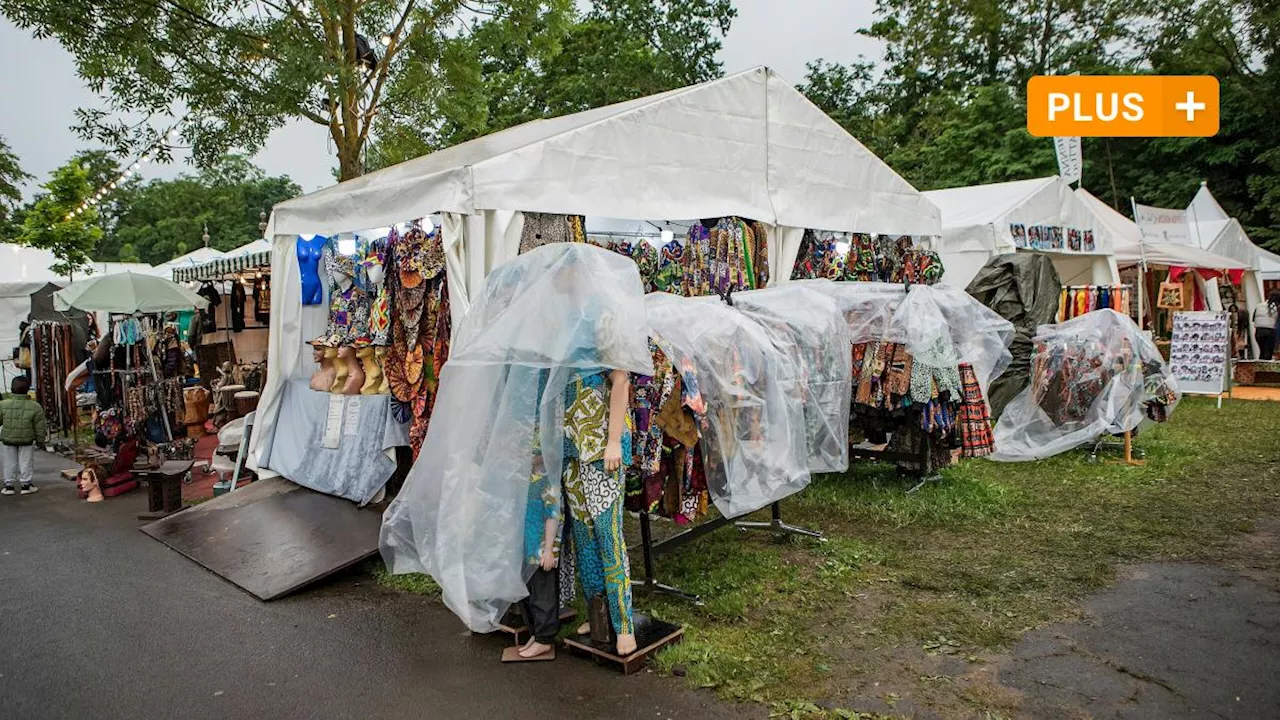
[0,0,882,198]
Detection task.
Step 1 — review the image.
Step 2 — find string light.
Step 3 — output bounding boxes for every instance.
[61,119,186,223]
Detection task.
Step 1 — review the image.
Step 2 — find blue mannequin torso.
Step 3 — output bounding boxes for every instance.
[297,235,327,305]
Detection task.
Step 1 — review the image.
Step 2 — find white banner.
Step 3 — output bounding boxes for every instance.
[1134,202,1190,244]
[1054,136,1083,185]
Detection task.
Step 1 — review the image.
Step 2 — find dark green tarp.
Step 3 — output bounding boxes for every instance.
[966,254,1062,418]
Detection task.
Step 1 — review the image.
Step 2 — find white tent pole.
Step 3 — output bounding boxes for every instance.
[1130,196,1148,329]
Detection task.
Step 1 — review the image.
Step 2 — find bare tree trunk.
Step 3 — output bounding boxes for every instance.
[1105,138,1121,209]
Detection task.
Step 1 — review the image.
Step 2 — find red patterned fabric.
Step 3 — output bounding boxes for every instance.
[957,363,994,458]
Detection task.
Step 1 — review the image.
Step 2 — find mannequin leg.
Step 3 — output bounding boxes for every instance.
[594,495,635,654]
[571,491,634,654]
[517,567,560,658]
[572,513,606,635]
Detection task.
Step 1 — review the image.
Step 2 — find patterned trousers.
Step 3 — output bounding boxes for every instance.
[569,473,634,636]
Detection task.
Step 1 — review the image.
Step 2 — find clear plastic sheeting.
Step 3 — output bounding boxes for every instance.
[991,309,1181,462]
[895,284,1014,399]
[800,281,1014,400]
[732,281,852,473]
[380,243,652,633]
[797,280,906,345]
[645,293,810,518]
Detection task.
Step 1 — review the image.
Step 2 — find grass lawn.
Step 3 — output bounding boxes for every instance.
[375,396,1280,717]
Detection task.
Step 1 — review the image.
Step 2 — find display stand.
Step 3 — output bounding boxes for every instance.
[1088,430,1146,466]
[495,608,578,647]
[636,501,823,604]
[561,613,684,675]
[1168,311,1230,409]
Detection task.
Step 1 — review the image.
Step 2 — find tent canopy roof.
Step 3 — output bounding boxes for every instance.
[924,177,1056,229]
[1077,188,1249,271]
[271,66,940,238]
[923,176,1114,257]
[228,239,272,256]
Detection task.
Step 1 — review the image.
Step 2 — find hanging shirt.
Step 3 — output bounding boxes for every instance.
[230,281,246,332]
[197,284,221,333]
[253,276,271,324]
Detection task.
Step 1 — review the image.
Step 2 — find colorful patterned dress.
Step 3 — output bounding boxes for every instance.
[562,369,634,636]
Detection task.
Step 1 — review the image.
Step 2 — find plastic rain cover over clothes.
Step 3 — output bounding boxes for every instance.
[990,309,1180,462]
[799,281,1014,401]
[379,243,653,633]
[645,292,810,518]
[732,282,852,473]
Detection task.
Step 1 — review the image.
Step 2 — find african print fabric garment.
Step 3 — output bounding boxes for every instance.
[524,470,563,567]
[956,363,994,458]
[562,370,633,520]
[519,212,572,254]
[791,230,820,280]
[683,224,712,297]
[324,242,371,346]
[653,239,685,293]
[562,371,634,635]
[569,491,633,635]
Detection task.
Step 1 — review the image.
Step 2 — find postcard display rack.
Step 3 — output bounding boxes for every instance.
[1168,311,1230,407]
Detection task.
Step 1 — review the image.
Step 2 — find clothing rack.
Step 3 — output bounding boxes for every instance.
[636,502,823,604]
[1059,283,1133,322]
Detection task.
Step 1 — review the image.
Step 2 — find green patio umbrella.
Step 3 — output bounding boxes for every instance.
[53,271,210,313]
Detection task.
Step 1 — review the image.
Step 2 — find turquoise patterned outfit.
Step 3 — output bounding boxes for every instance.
[563,369,634,635]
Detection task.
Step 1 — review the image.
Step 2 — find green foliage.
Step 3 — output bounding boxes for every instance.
[16,160,101,278]
[368,0,736,167]
[804,0,1280,250]
[101,155,299,265]
[0,135,31,232]
[0,0,563,181]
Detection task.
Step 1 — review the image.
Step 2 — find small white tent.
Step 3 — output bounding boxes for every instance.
[1181,184,1268,317]
[0,245,158,363]
[249,66,942,480]
[150,246,229,279]
[1079,189,1249,273]
[923,176,1119,291]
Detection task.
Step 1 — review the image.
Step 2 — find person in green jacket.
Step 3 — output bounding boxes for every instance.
[0,376,47,496]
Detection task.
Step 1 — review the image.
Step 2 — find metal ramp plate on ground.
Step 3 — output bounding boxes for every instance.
[140,477,383,600]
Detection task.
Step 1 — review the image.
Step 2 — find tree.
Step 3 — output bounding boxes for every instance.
[1,0,561,181]
[0,135,32,236]
[368,0,736,167]
[16,161,102,279]
[103,155,300,265]
[802,0,1280,250]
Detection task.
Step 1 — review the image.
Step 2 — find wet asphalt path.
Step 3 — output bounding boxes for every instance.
[0,454,751,720]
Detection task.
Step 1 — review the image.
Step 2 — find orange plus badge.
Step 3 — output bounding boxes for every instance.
[1027,76,1219,137]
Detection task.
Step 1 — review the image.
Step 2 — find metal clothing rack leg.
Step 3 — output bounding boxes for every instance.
[636,501,823,605]
[735,501,825,539]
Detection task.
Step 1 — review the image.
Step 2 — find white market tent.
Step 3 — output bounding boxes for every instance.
[1078,187,1253,326]
[923,176,1119,291]
[0,244,157,363]
[248,65,943,478]
[228,238,272,257]
[1181,184,1269,315]
[1261,246,1280,283]
[150,246,229,279]
[1078,188,1250,273]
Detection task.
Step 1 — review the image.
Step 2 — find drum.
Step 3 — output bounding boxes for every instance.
[234,390,260,416]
